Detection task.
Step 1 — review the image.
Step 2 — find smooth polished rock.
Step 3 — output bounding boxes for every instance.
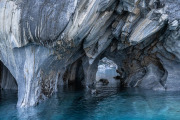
[0,0,179,107]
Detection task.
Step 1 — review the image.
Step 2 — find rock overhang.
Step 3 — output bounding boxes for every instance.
[0,0,179,107]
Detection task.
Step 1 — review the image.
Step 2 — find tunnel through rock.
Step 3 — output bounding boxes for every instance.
[0,0,179,108]
[96,57,121,87]
[0,61,18,90]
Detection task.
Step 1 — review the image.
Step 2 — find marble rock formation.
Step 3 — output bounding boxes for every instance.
[0,0,179,107]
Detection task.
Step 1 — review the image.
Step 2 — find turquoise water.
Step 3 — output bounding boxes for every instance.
[1,86,180,120]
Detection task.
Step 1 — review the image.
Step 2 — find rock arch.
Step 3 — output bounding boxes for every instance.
[0,0,179,107]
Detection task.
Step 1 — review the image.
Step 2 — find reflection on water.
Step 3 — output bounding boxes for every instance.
[1,86,180,120]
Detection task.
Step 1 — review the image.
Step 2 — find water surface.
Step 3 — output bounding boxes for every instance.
[1,86,180,120]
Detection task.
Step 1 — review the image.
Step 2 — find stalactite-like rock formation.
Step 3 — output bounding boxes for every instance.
[0,0,179,107]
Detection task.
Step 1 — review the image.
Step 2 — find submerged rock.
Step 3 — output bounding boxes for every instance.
[0,0,179,107]
[99,79,109,85]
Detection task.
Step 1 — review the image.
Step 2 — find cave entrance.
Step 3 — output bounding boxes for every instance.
[0,61,18,90]
[63,60,84,90]
[96,57,121,87]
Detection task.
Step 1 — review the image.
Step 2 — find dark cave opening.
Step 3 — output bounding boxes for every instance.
[63,60,85,90]
[0,61,18,90]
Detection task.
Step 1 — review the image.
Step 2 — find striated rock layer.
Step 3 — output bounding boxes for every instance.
[0,0,179,107]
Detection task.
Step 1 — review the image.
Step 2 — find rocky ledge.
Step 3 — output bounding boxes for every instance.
[0,0,179,107]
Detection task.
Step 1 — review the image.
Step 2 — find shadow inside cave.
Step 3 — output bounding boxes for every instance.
[0,61,18,90]
[62,59,85,90]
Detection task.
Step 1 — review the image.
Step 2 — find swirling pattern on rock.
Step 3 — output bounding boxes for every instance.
[0,0,179,107]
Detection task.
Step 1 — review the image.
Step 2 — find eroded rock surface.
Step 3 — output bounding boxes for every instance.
[0,0,179,107]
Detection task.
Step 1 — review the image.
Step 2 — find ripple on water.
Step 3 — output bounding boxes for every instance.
[1,87,180,120]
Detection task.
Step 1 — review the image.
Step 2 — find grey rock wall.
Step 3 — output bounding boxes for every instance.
[0,0,179,107]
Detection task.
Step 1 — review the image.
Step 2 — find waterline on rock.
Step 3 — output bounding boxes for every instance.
[1,87,180,120]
